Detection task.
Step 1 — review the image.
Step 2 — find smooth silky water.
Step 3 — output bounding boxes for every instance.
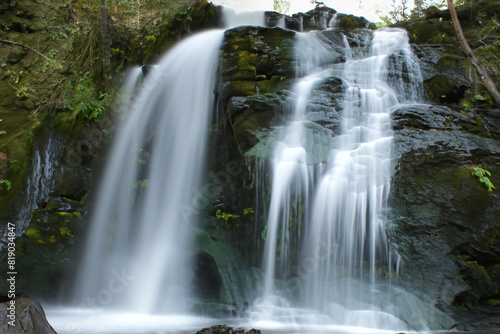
[46,10,452,334]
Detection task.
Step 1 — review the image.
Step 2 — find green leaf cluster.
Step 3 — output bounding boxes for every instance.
[215,207,254,222]
[216,209,239,222]
[473,167,496,192]
[65,71,108,120]
[0,179,12,190]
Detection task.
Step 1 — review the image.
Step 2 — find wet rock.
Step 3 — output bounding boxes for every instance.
[0,298,57,334]
[301,7,337,31]
[264,11,284,28]
[195,324,260,334]
[305,76,344,133]
[226,92,290,156]
[389,103,500,328]
[220,26,295,101]
[192,252,223,302]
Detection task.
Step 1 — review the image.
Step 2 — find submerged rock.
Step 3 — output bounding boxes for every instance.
[195,325,260,334]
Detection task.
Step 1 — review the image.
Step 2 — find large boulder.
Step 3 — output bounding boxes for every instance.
[389,104,500,329]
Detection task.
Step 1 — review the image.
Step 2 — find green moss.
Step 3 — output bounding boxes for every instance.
[406,19,455,44]
[0,114,40,216]
[467,260,491,282]
[437,166,471,190]
[225,81,257,97]
[52,111,87,137]
[337,14,375,32]
[485,299,500,306]
[424,75,456,103]
[26,227,42,241]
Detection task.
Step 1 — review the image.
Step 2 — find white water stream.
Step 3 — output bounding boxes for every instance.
[72,29,225,314]
[251,28,425,330]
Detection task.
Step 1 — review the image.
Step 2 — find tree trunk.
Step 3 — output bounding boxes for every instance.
[446,0,500,106]
[100,0,112,83]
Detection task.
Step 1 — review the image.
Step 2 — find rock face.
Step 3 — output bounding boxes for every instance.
[398,0,500,106]
[212,6,500,329]
[389,104,500,328]
[0,298,57,334]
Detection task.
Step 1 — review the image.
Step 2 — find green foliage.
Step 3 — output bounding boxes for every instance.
[243,207,255,215]
[472,167,496,192]
[138,149,149,164]
[216,207,254,223]
[480,18,500,38]
[65,71,108,120]
[261,224,268,240]
[216,209,239,222]
[0,179,12,190]
[273,0,290,14]
[47,49,59,59]
[0,119,5,135]
[134,179,149,188]
[63,41,74,52]
[81,93,108,120]
[15,71,23,84]
[146,35,156,43]
[26,227,42,241]
[59,226,74,237]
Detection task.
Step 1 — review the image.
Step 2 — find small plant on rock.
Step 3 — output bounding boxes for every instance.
[472,167,496,192]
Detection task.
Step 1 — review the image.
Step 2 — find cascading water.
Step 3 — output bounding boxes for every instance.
[1,129,61,246]
[44,7,455,333]
[73,29,225,314]
[253,28,426,330]
[259,31,343,301]
[300,29,414,328]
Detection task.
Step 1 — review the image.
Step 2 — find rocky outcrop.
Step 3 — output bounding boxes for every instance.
[0,298,57,334]
[389,104,500,329]
[398,0,500,106]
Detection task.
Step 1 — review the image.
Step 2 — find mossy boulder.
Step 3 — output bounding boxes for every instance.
[336,13,376,32]
[1,199,85,300]
[220,26,295,102]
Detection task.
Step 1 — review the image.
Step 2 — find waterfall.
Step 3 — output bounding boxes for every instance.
[260,31,342,300]
[254,28,424,330]
[1,129,61,247]
[73,29,224,314]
